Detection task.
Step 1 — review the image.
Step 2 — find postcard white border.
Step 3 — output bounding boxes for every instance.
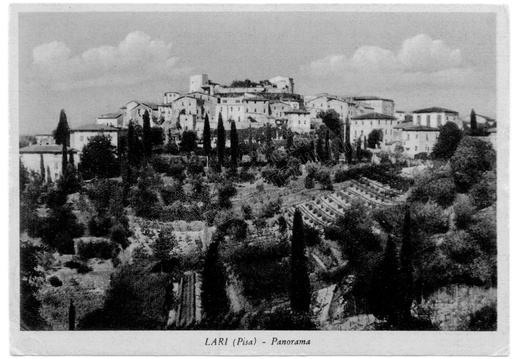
[9,3,510,356]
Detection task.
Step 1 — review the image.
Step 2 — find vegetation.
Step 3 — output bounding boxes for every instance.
[290,209,311,313]
[79,134,119,180]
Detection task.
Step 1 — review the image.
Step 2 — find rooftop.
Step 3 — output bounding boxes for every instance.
[19,145,77,154]
[412,107,459,115]
[98,112,123,119]
[352,96,394,102]
[352,112,397,120]
[283,109,310,114]
[402,125,441,132]
[72,124,120,132]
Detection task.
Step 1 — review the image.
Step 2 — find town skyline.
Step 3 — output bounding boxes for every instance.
[18,10,497,135]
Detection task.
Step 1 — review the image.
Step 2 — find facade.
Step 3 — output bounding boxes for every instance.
[19,145,75,182]
[412,107,459,128]
[189,74,209,93]
[96,112,124,128]
[401,126,440,157]
[35,134,55,146]
[268,76,294,93]
[69,124,119,153]
[269,101,294,118]
[395,111,407,123]
[285,109,311,133]
[173,96,205,121]
[243,97,270,116]
[164,91,182,104]
[351,96,395,116]
[350,112,398,146]
[123,101,162,127]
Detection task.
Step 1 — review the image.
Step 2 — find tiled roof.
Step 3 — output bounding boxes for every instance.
[243,97,269,102]
[353,96,394,102]
[98,112,123,119]
[402,125,441,132]
[72,124,119,132]
[352,112,397,120]
[19,145,77,154]
[393,121,415,130]
[284,109,310,114]
[412,107,459,115]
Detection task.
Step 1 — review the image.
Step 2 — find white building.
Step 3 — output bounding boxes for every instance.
[351,96,395,116]
[123,101,162,127]
[96,112,124,128]
[268,76,294,93]
[401,126,440,157]
[19,145,76,182]
[69,124,119,153]
[34,134,55,146]
[412,107,459,128]
[189,74,209,93]
[350,112,399,146]
[285,109,311,133]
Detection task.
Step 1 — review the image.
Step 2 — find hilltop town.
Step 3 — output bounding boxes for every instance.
[19,73,497,331]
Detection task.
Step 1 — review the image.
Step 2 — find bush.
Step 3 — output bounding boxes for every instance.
[77,263,92,274]
[466,215,497,255]
[316,169,333,190]
[88,216,112,237]
[459,303,497,331]
[110,224,130,249]
[412,202,449,234]
[410,175,457,208]
[48,276,62,287]
[304,175,315,189]
[469,175,496,210]
[77,240,116,260]
[453,195,476,229]
[241,204,253,220]
[303,224,321,246]
[161,181,186,205]
[451,137,495,192]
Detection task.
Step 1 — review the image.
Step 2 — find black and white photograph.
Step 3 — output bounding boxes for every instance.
[9,4,510,356]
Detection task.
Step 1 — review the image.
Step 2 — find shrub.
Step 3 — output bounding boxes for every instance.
[304,224,321,246]
[88,215,112,237]
[48,276,62,287]
[161,181,186,205]
[77,263,92,274]
[469,175,496,210]
[64,261,82,270]
[316,170,333,190]
[453,195,476,229]
[410,175,457,208]
[466,215,497,255]
[241,204,253,220]
[110,224,130,249]
[451,137,496,192]
[459,303,497,331]
[77,240,116,260]
[412,202,449,234]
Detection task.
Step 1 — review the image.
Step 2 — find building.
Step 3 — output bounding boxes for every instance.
[412,107,459,128]
[350,112,398,146]
[351,96,395,116]
[123,101,162,127]
[19,145,77,182]
[189,74,209,93]
[268,76,294,94]
[394,110,407,123]
[306,95,355,121]
[461,113,496,129]
[69,124,119,153]
[269,100,294,118]
[164,91,183,104]
[96,112,124,128]
[34,134,55,146]
[401,126,440,157]
[285,109,311,133]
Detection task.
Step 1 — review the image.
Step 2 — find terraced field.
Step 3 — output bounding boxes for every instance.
[284,177,404,229]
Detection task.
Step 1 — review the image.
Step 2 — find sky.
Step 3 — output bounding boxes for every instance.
[17,10,497,135]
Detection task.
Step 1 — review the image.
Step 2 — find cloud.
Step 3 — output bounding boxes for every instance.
[31,31,192,91]
[301,34,474,92]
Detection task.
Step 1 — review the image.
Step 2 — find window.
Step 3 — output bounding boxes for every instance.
[298,120,301,124]
[417,115,421,122]
[407,134,410,140]
[437,115,441,121]
[80,135,84,142]
[378,120,380,125]
[415,146,418,151]
[416,134,418,139]
[426,134,429,140]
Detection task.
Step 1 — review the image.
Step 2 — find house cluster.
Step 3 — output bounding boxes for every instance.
[20,73,497,181]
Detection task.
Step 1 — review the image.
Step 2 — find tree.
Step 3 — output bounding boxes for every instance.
[369,236,401,325]
[61,143,68,176]
[127,121,143,166]
[68,150,75,166]
[290,208,311,313]
[201,239,229,320]
[367,129,383,149]
[54,109,70,146]
[318,109,342,137]
[316,136,325,162]
[399,205,414,322]
[36,204,85,254]
[69,299,76,330]
[217,113,226,165]
[265,123,272,145]
[230,120,239,166]
[20,241,48,330]
[179,130,198,153]
[451,136,496,192]
[324,130,331,162]
[203,113,211,156]
[151,231,176,263]
[79,134,119,180]
[142,110,152,158]
[286,128,294,150]
[39,154,45,182]
[431,122,462,160]
[470,109,477,134]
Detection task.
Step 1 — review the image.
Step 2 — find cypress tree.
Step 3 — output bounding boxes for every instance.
[40,154,45,182]
[369,236,401,326]
[68,298,76,330]
[399,204,414,322]
[363,135,367,150]
[142,110,152,158]
[325,130,331,161]
[265,123,272,144]
[217,112,225,165]
[203,113,211,156]
[62,143,68,177]
[290,208,311,313]
[316,137,325,162]
[201,239,229,321]
[68,150,75,167]
[470,109,477,134]
[46,166,52,184]
[286,128,294,151]
[230,120,239,166]
[310,138,315,162]
[54,109,70,147]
